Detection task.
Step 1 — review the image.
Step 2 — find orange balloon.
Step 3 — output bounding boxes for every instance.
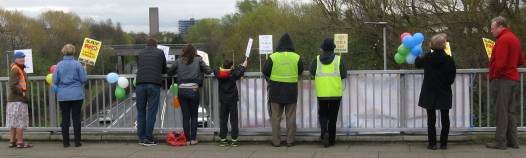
[172,97,181,109]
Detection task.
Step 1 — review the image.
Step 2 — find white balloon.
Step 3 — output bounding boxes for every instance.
[117,77,129,88]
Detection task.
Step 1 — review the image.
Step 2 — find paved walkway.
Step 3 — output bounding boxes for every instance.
[0,141,524,158]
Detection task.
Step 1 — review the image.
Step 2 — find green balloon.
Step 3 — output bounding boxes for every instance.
[397,44,410,56]
[169,83,178,96]
[115,87,126,100]
[394,53,406,64]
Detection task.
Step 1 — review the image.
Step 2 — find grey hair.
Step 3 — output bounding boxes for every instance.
[429,33,447,50]
[491,16,508,27]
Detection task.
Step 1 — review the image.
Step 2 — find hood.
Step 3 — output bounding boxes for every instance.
[319,51,336,65]
[275,33,295,52]
[320,38,336,52]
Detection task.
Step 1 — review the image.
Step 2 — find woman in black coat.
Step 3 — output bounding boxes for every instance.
[415,33,456,150]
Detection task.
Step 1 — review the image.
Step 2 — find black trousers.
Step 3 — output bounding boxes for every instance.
[426,109,450,146]
[318,100,341,144]
[179,88,200,141]
[59,100,83,145]
[219,102,239,139]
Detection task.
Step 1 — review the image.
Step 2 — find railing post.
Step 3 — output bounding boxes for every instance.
[399,73,407,129]
[48,87,57,127]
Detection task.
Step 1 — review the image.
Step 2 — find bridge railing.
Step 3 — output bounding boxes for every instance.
[0,69,525,134]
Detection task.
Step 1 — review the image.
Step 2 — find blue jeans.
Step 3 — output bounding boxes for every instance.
[135,84,160,141]
[179,88,200,141]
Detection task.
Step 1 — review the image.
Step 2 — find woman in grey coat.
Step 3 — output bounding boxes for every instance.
[168,44,212,145]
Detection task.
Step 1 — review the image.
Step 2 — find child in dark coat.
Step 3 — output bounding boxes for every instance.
[214,59,247,147]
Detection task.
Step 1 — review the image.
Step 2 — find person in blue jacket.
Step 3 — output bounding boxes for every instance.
[53,44,88,148]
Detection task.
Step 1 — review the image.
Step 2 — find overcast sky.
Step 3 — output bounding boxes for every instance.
[0,0,309,33]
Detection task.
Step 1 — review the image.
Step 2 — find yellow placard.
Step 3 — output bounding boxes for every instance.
[444,42,452,56]
[78,38,102,66]
[334,34,348,53]
[482,38,495,59]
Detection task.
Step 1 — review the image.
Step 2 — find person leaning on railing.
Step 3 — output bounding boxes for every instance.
[214,59,247,147]
[135,38,167,147]
[414,33,456,150]
[53,44,88,148]
[262,33,304,147]
[168,43,212,146]
[486,16,524,150]
[6,52,32,149]
[309,38,347,148]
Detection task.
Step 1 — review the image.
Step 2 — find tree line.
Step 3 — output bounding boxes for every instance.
[186,0,526,71]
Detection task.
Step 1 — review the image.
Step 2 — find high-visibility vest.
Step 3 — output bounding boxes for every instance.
[11,64,27,91]
[315,55,342,97]
[269,52,300,83]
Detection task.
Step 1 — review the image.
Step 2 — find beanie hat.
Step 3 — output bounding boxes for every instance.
[320,38,336,51]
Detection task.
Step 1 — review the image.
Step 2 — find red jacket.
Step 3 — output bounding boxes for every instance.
[489,28,525,81]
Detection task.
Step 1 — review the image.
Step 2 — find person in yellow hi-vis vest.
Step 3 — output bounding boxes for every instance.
[309,38,347,148]
[262,33,303,147]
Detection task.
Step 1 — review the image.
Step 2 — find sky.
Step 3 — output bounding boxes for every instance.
[0,0,310,33]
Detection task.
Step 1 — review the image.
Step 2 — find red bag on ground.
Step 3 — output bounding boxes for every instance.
[166,131,186,146]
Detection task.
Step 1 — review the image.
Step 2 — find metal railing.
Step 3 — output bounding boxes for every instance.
[0,69,525,134]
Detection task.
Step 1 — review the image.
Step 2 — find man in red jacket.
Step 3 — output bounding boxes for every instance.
[487,16,524,150]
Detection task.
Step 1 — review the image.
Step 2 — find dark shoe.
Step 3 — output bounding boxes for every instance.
[230,139,239,147]
[427,144,437,150]
[138,139,145,145]
[271,143,280,147]
[322,133,329,148]
[486,143,506,150]
[75,143,82,147]
[439,145,447,150]
[219,139,229,147]
[508,144,520,149]
[63,143,71,148]
[142,139,157,147]
[286,143,295,147]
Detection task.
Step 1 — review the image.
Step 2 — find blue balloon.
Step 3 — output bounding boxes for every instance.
[106,72,119,84]
[402,35,416,49]
[52,85,59,93]
[406,54,417,64]
[410,46,423,56]
[413,32,425,44]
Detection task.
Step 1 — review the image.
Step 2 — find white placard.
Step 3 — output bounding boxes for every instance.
[245,38,253,58]
[334,34,349,53]
[157,45,174,62]
[197,50,210,66]
[259,35,273,54]
[14,49,33,73]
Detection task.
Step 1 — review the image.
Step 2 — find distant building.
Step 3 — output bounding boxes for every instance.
[149,7,159,35]
[178,18,199,36]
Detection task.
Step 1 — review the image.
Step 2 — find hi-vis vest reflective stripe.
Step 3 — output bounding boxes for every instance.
[11,64,27,91]
[315,55,342,97]
[270,52,300,83]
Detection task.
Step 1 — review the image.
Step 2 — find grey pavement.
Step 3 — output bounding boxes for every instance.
[0,141,524,158]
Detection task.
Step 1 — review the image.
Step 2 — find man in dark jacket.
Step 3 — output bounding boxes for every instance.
[262,33,303,147]
[486,16,524,150]
[309,38,347,147]
[135,38,167,146]
[214,59,247,147]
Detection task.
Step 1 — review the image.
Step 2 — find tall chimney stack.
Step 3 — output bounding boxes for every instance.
[149,7,159,35]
